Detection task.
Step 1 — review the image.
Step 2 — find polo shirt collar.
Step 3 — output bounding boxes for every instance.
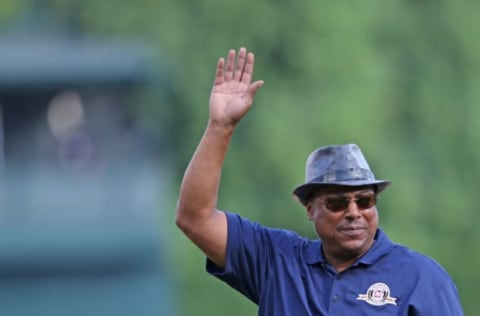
[304,239,325,265]
[304,228,394,266]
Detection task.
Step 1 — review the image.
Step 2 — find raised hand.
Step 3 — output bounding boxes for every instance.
[209,47,264,126]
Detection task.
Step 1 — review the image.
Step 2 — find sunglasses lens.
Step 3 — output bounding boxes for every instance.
[325,198,349,212]
[356,195,377,209]
[323,195,377,212]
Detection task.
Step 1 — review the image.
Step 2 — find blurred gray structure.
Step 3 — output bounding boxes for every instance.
[0,25,174,316]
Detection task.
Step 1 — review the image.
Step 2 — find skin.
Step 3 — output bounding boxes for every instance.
[176,48,377,273]
[306,186,378,272]
[175,48,264,269]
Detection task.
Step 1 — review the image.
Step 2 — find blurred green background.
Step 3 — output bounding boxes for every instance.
[1,0,479,315]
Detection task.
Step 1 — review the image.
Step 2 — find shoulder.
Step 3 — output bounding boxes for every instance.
[387,242,453,284]
[225,211,312,251]
[374,230,450,277]
[380,242,463,313]
[392,244,447,269]
[369,230,454,285]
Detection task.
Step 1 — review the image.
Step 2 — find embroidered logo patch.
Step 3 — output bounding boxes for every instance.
[357,282,397,306]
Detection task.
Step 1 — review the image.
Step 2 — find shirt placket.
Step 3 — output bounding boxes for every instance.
[327,273,345,315]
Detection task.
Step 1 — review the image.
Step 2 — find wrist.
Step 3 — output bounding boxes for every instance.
[207,119,236,134]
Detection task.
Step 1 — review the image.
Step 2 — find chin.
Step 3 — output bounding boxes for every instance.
[341,240,370,255]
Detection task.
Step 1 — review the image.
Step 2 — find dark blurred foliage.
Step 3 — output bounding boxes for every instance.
[1,1,479,315]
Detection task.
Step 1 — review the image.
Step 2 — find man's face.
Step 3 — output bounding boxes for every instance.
[307,186,379,263]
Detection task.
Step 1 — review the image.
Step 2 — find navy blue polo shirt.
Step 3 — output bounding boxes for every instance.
[207,212,464,315]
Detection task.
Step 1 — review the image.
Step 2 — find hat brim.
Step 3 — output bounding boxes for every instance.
[292,180,391,206]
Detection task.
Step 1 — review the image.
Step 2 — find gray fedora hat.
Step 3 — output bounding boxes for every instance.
[293,144,391,205]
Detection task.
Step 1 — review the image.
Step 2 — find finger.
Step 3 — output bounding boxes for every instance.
[213,57,225,86]
[248,80,264,95]
[234,47,247,81]
[240,80,264,106]
[241,52,255,84]
[225,49,235,81]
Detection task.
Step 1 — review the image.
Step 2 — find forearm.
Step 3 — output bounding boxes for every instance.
[175,48,262,266]
[176,121,234,226]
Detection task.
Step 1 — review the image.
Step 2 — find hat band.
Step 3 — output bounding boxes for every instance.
[310,168,375,183]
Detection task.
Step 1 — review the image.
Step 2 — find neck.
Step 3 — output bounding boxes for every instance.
[324,254,360,273]
[323,242,374,273]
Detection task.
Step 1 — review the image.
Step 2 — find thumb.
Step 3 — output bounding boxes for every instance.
[248,80,264,95]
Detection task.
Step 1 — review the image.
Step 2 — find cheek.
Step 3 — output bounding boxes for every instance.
[313,211,341,232]
[365,208,379,222]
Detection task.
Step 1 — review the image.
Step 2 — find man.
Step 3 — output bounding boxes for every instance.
[175,47,464,315]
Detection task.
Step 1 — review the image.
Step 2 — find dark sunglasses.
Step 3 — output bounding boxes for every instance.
[320,194,378,212]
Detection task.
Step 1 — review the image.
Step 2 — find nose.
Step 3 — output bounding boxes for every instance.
[344,199,362,219]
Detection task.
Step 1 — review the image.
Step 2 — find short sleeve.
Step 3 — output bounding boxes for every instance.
[206,212,299,304]
[415,279,464,316]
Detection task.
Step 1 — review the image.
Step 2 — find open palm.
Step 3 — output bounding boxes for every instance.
[209,48,264,125]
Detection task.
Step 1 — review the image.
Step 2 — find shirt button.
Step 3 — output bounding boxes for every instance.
[332,295,341,302]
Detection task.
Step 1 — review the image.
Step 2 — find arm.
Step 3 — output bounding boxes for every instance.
[416,280,464,316]
[175,48,264,268]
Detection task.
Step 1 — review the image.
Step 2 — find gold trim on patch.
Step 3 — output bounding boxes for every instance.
[357,282,397,306]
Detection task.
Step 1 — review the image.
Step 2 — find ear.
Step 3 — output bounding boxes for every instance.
[306,203,314,221]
